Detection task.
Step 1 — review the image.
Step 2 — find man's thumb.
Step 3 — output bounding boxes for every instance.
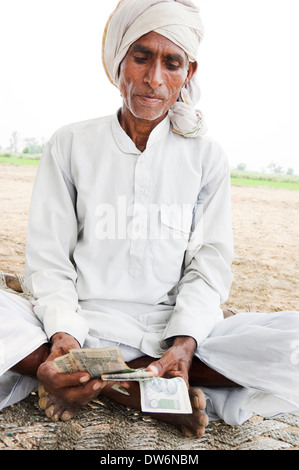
[147,361,164,377]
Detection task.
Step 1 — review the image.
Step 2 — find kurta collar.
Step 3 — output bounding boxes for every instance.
[111,110,171,155]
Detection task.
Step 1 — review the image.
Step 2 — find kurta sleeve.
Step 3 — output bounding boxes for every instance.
[161,153,234,348]
[24,136,89,346]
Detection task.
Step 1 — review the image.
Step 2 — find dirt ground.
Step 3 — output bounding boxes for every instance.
[0,163,298,313]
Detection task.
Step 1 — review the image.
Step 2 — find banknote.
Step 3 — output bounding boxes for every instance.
[54,347,192,415]
[54,345,135,378]
[101,368,155,381]
[139,377,192,414]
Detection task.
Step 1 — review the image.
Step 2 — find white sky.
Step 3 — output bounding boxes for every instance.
[0,0,298,173]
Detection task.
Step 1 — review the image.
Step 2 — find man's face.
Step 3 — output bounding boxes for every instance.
[118,32,197,122]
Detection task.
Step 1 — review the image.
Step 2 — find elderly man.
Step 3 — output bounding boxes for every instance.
[0,0,298,438]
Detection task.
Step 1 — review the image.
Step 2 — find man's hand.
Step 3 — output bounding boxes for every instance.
[37,332,104,406]
[146,336,197,387]
[48,332,81,361]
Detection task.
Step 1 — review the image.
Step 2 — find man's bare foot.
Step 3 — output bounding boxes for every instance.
[38,384,81,422]
[102,381,208,437]
[38,382,208,437]
[157,387,209,437]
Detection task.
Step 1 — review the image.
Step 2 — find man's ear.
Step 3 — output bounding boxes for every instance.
[185,61,198,86]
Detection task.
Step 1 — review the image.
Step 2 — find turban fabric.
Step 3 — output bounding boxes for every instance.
[102,0,207,137]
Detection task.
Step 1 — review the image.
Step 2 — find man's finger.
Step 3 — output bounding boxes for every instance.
[59,379,105,405]
[37,361,90,390]
[51,372,91,390]
[146,360,166,377]
[46,348,63,361]
[167,370,189,386]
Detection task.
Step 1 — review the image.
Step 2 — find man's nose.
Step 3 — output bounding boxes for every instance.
[144,60,164,89]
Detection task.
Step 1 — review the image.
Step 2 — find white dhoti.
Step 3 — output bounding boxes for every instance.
[1,289,298,425]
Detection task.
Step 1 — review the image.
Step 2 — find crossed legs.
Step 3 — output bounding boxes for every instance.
[11,342,239,438]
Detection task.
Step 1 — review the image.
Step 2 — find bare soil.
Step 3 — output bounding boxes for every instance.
[0,164,298,312]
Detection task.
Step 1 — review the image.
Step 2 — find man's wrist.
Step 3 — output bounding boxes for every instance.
[173,336,197,352]
[51,332,77,344]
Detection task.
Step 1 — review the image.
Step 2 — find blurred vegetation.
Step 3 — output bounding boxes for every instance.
[0,152,41,166]
[231,171,299,190]
[1,151,299,189]
[230,160,299,189]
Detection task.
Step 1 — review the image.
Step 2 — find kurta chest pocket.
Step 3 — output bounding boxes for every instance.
[153,204,193,284]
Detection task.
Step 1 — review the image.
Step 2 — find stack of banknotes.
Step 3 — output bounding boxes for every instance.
[54,346,192,414]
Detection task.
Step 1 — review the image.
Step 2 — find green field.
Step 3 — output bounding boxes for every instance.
[1,155,299,190]
[0,154,40,166]
[231,177,299,191]
[230,171,299,191]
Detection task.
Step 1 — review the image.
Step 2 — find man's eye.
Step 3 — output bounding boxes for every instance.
[166,62,180,70]
[134,56,148,64]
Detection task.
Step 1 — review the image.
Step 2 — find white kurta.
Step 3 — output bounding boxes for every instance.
[1,113,299,423]
[1,289,299,423]
[24,112,233,357]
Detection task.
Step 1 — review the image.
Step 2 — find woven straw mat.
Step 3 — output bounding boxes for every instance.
[0,272,298,451]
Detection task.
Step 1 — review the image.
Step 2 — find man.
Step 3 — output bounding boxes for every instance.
[0,0,298,438]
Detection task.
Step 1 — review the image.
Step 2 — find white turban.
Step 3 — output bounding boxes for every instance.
[102,0,207,137]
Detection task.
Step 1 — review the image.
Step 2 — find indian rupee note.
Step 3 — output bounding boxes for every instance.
[101,368,155,381]
[54,345,134,378]
[139,377,192,414]
[54,352,81,374]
